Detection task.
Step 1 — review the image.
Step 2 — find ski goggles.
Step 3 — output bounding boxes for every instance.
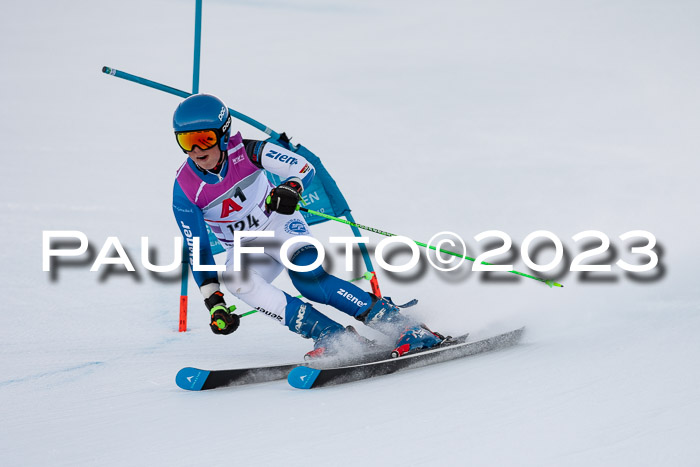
[175,129,220,152]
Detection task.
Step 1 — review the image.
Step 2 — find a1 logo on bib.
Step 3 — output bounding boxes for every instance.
[221,198,243,217]
[284,219,309,235]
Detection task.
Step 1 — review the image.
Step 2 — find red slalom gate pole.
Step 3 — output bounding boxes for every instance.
[368,271,382,297]
[179,242,189,332]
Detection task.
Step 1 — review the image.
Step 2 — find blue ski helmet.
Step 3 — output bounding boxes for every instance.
[173,94,232,152]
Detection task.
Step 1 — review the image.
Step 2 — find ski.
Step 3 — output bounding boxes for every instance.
[176,363,300,391]
[175,343,402,391]
[287,327,524,389]
[175,333,474,391]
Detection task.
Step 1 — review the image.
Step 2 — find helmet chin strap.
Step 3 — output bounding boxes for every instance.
[194,150,226,175]
[212,150,226,172]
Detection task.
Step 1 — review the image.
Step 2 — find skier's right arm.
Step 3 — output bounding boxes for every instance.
[173,182,239,335]
[172,182,218,291]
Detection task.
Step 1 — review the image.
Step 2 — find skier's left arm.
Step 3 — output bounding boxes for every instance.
[243,140,314,214]
[243,139,315,188]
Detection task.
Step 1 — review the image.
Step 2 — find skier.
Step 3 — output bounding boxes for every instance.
[172,93,443,358]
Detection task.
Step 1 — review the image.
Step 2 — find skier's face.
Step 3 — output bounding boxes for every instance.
[188,145,222,170]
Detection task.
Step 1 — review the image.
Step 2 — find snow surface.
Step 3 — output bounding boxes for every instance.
[2,0,700,465]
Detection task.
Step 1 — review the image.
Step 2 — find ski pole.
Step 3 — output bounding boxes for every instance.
[237,273,373,318]
[297,206,564,288]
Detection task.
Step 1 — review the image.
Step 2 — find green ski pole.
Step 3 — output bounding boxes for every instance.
[297,206,563,288]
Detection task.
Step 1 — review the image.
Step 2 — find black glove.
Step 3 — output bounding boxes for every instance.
[266,179,303,215]
[205,291,240,335]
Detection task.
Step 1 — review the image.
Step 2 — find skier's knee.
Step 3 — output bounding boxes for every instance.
[222,267,258,296]
[288,245,331,302]
[223,276,255,295]
[288,245,326,279]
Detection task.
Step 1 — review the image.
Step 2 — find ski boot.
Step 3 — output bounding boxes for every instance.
[356,294,445,357]
[391,325,447,358]
[304,326,377,361]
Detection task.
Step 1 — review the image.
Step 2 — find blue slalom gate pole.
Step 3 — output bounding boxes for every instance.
[192,0,202,94]
[102,67,284,141]
[102,67,190,98]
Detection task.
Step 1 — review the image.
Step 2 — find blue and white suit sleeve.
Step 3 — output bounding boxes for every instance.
[172,181,219,290]
[244,140,315,189]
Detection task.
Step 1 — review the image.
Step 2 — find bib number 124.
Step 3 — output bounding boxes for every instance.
[226,214,261,234]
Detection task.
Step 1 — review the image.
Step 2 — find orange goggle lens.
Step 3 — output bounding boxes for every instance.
[176,130,219,152]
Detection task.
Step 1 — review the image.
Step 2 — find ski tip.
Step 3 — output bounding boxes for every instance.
[176,367,210,391]
[287,366,321,389]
